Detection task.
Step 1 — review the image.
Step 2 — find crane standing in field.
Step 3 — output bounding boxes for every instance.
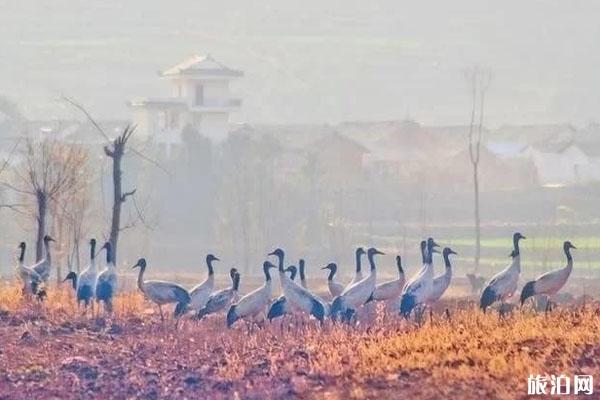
[399,238,440,318]
[227,261,276,328]
[427,247,458,305]
[96,242,117,314]
[16,242,42,297]
[189,254,219,312]
[76,238,99,312]
[520,240,576,311]
[330,247,384,320]
[269,249,326,322]
[267,265,297,321]
[480,232,526,312]
[132,258,191,321]
[197,268,241,319]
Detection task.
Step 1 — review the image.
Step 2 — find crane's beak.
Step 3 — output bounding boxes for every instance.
[131,263,139,269]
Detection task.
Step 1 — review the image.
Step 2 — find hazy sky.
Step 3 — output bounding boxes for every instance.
[1,0,599,126]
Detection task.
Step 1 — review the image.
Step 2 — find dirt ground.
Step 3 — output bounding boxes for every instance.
[0,287,599,399]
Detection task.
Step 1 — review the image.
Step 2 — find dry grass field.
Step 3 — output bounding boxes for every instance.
[0,282,599,399]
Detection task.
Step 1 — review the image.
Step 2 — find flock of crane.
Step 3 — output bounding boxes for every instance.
[13,232,577,326]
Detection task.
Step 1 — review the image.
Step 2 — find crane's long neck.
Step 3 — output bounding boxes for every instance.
[397,258,404,277]
[355,250,362,273]
[137,266,146,292]
[106,245,114,268]
[90,242,97,271]
[427,245,434,265]
[45,241,52,265]
[367,251,377,272]
[443,253,453,274]
[299,261,306,282]
[513,236,521,257]
[564,245,573,271]
[276,252,285,273]
[232,274,240,291]
[420,243,426,265]
[18,246,25,266]
[206,258,214,276]
[327,267,336,281]
[69,274,78,290]
[264,265,272,282]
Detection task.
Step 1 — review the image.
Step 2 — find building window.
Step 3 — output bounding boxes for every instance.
[195,85,204,106]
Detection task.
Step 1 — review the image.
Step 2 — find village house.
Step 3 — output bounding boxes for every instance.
[128,55,243,150]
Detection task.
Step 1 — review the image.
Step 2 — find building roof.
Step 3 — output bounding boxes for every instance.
[161,55,243,78]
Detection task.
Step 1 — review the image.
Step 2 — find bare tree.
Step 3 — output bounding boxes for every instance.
[104,126,136,264]
[7,137,88,261]
[465,67,492,273]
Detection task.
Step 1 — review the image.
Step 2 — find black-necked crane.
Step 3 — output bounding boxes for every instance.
[480,232,526,312]
[96,242,117,313]
[427,247,458,304]
[31,235,55,283]
[76,238,99,310]
[369,255,405,303]
[330,247,384,320]
[227,261,276,327]
[189,254,219,312]
[322,263,344,298]
[197,268,241,319]
[520,240,575,311]
[16,242,42,296]
[132,258,191,321]
[266,265,297,321]
[268,249,326,322]
[399,238,440,318]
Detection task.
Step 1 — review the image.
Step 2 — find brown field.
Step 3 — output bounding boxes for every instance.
[0,282,599,399]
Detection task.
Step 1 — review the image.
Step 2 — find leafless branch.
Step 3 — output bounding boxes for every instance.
[62,96,111,143]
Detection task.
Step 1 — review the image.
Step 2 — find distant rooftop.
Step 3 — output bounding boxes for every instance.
[161,55,243,78]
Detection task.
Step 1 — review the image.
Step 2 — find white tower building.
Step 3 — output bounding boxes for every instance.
[129,55,243,146]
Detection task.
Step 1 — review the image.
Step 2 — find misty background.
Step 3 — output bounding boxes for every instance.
[1,1,599,295]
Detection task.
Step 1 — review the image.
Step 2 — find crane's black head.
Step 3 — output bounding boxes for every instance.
[101,241,111,250]
[396,255,402,268]
[564,241,576,250]
[443,247,458,257]
[367,247,385,256]
[44,235,55,243]
[513,232,526,241]
[18,242,26,250]
[286,265,298,280]
[206,254,220,263]
[427,237,440,248]
[267,248,284,258]
[229,268,238,279]
[89,238,96,246]
[132,258,147,269]
[63,271,77,282]
[321,263,337,271]
[263,260,277,269]
[355,247,366,256]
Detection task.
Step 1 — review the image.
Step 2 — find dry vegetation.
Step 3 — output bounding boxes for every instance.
[0,282,599,399]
